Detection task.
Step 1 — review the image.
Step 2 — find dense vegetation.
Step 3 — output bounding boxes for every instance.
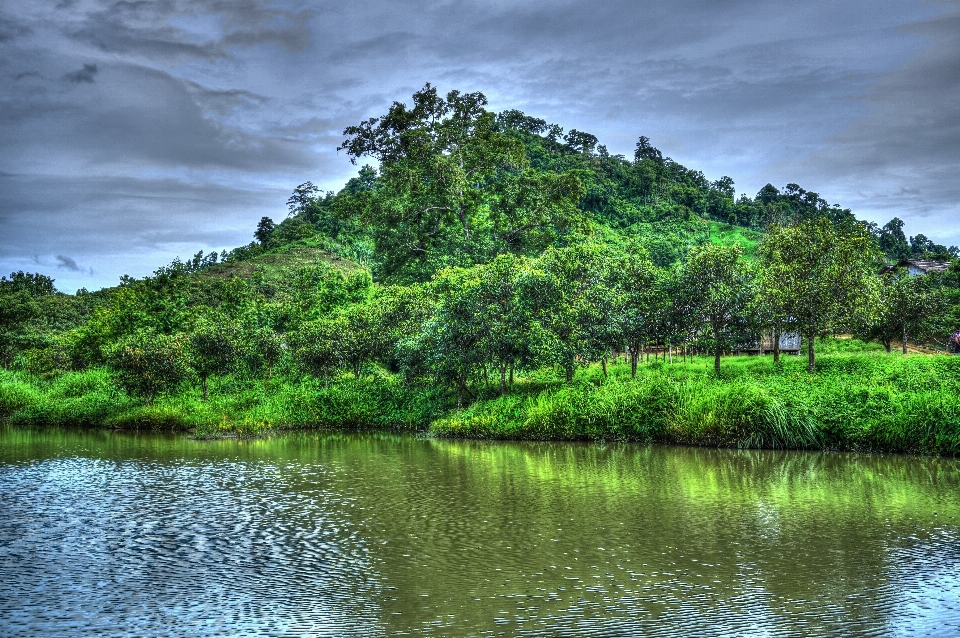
[2,84,959,453]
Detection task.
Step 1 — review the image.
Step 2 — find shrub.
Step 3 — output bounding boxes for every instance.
[107,331,192,405]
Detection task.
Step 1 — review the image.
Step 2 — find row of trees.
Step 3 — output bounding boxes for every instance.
[93,214,952,406]
[2,220,953,407]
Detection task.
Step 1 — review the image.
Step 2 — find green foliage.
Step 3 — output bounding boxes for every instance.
[107,331,191,405]
[431,352,960,454]
[293,318,346,381]
[535,243,619,381]
[669,380,818,448]
[242,327,284,382]
[610,246,659,377]
[189,316,237,400]
[0,371,39,415]
[707,221,762,260]
[340,83,529,282]
[862,271,946,353]
[758,218,882,371]
[680,244,755,371]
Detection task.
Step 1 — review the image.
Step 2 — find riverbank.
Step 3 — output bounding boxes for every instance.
[2,345,959,455]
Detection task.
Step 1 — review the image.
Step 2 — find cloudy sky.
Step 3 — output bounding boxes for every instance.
[2,0,959,291]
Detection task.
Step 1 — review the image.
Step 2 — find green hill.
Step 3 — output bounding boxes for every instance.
[2,84,959,454]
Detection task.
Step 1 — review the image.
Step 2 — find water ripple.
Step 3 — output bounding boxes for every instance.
[1,431,959,637]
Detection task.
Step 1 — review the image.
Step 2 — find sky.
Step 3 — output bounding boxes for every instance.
[2,0,959,292]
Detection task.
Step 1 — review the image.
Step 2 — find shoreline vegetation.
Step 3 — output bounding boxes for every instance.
[3,338,959,456]
[3,85,960,456]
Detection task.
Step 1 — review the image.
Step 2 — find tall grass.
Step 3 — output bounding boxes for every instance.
[2,348,959,454]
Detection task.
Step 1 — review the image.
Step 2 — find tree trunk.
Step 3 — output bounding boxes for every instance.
[714,347,721,373]
[500,365,508,396]
[773,329,781,364]
[601,357,608,377]
[902,327,908,355]
[883,338,891,353]
[631,350,638,378]
[565,364,574,383]
[807,334,816,373]
[509,363,514,385]
[201,375,208,402]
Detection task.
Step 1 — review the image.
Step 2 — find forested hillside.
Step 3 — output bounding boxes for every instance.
[2,84,959,452]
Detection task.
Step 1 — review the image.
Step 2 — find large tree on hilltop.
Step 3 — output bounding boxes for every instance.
[339,84,527,280]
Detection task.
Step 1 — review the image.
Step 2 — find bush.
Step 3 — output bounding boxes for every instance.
[107,331,192,405]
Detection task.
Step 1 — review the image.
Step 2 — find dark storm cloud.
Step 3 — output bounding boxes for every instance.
[63,0,311,64]
[0,0,957,291]
[62,63,98,83]
[55,255,82,271]
[0,13,29,42]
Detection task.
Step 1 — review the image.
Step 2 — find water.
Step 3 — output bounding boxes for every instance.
[1,428,959,636]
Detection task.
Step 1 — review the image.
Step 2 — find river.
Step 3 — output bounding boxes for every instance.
[1,427,959,636]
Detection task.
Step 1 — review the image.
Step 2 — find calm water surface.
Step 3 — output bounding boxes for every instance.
[1,428,959,636]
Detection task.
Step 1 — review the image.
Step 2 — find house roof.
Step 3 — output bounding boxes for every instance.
[878,259,951,275]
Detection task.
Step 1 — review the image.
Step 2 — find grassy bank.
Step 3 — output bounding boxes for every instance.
[2,345,960,455]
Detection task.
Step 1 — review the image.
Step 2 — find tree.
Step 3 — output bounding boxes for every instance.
[753,267,792,364]
[488,168,585,257]
[243,326,284,383]
[188,317,237,401]
[418,267,492,405]
[255,217,275,245]
[536,244,617,382]
[293,318,346,383]
[634,136,663,164]
[335,300,390,378]
[107,331,191,405]
[287,182,319,217]
[609,246,659,377]
[0,289,41,368]
[564,129,599,155]
[758,218,881,372]
[338,83,526,281]
[680,244,755,372]
[866,271,945,353]
[878,217,910,260]
[0,271,57,296]
[0,272,58,367]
